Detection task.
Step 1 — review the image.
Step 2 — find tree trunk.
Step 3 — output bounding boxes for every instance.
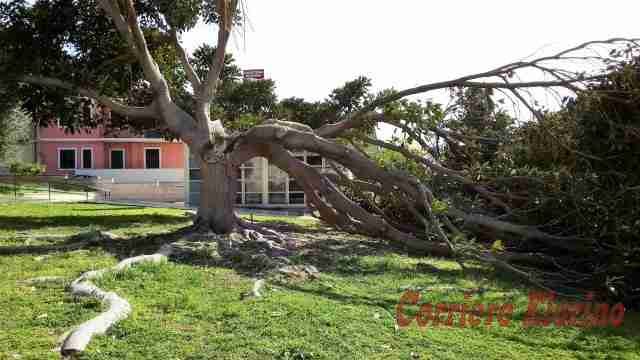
[196,153,237,234]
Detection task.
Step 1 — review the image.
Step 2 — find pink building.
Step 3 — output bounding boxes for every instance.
[36,124,186,202]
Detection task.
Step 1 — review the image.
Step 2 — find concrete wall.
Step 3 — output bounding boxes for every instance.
[75,168,184,183]
[101,182,185,203]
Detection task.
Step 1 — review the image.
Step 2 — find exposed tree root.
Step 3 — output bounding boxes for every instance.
[59,244,174,357]
[241,278,266,299]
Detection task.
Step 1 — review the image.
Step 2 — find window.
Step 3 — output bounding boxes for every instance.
[59,149,76,169]
[81,148,93,169]
[268,164,287,204]
[110,149,125,169]
[307,155,323,167]
[214,153,327,207]
[242,158,264,205]
[144,148,161,169]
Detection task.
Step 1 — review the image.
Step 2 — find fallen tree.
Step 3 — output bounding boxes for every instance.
[1,0,639,355]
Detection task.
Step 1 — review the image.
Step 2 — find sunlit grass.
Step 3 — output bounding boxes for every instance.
[0,203,638,359]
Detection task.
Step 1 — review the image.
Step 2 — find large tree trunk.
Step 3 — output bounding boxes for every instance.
[196,154,238,234]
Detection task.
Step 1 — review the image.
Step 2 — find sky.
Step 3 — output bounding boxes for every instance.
[182,0,640,131]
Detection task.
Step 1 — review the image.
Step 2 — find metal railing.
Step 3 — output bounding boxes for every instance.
[0,175,109,203]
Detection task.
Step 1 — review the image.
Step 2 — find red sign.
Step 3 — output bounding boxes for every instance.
[243,69,265,80]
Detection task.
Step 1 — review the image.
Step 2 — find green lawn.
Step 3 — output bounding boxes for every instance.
[0,203,638,359]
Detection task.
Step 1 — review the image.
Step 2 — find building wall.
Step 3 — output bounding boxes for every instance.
[38,141,105,176]
[103,142,184,169]
[38,125,104,139]
[37,123,184,175]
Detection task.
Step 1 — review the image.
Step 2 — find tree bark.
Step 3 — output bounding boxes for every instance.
[196,154,238,234]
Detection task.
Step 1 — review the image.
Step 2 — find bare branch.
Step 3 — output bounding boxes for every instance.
[199,0,239,103]
[170,29,202,91]
[98,0,168,95]
[316,38,640,138]
[316,77,602,138]
[359,135,511,212]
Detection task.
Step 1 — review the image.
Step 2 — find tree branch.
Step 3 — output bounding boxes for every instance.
[19,75,157,120]
[316,38,640,138]
[98,0,169,96]
[316,77,602,138]
[359,135,511,212]
[199,0,238,103]
[170,29,202,91]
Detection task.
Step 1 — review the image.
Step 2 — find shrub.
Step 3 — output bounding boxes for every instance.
[8,161,46,176]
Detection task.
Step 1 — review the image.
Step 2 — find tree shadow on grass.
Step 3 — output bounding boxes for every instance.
[0,214,189,234]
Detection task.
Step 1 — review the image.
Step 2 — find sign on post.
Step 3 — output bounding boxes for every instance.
[243,69,265,80]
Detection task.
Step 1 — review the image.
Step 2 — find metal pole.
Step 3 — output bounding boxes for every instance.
[48,182,51,202]
[13,175,17,200]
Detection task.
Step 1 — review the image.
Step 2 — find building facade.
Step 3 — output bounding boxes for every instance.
[36,125,186,202]
[35,124,325,208]
[186,150,328,209]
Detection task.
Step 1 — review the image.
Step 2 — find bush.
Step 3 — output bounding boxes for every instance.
[8,161,46,176]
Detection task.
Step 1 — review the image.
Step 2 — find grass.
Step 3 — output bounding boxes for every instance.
[1,202,639,359]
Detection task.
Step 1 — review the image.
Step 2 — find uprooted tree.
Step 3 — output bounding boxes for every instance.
[1,0,639,355]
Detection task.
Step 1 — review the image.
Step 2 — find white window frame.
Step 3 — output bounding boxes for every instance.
[143,147,162,169]
[58,148,77,170]
[81,147,94,169]
[110,148,126,169]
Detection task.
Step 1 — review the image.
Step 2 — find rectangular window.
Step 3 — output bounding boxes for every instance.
[245,193,262,204]
[81,148,93,169]
[145,148,161,169]
[110,149,125,169]
[307,155,323,167]
[289,193,305,204]
[268,164,287,204]
[189,169,202,180]
[59,149,76,169]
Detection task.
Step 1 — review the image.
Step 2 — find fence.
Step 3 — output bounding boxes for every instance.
[0,175,185,206]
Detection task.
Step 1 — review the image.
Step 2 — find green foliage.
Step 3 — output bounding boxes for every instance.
[574,58,640,179]
[509,111,577,170]
[216,79,278,123]
[0,0,241,131]
[328,76,372,116]
[275,97,335,129]
[275,76,373,129]
[191,44,242,83]
[8,161,46,176]
[431,198,449,214]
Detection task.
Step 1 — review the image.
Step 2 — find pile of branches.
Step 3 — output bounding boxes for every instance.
[332,48,640,308]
